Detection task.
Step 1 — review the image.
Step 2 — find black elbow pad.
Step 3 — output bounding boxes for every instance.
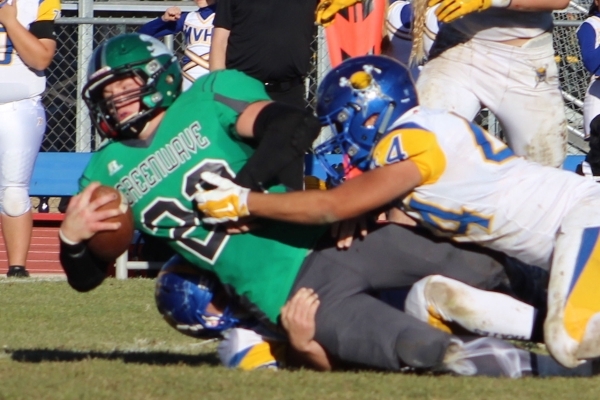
[252,102,321,151]
[235,102,321,191]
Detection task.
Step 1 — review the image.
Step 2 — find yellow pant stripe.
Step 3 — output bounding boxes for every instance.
[564,227,600,341]
[233,342,283,371]
[427,305,453,334]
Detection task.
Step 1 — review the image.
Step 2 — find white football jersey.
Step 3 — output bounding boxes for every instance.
[371,107,600,268]
[0,0,60,104]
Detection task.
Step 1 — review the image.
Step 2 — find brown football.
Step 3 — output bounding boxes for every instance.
[87,185,134,262]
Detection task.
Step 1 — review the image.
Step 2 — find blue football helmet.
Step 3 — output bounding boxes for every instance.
[315,55,418,185]
[155,255,239,338]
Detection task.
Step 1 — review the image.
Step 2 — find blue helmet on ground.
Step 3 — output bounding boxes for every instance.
[155,255,239,338]
[315,55,418,185]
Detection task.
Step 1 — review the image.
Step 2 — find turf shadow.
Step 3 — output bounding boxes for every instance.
[7,348,221,366]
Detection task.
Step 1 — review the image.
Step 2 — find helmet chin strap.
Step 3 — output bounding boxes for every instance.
[122,119,150,139]
[119,106,162,140]
[374,103,396,143]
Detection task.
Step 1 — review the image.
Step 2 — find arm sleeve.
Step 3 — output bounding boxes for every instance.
[371,126,446,185]
[578,22,600,75]
[138,17,180,38]
[60,240,110,292]
[214,0,234,29]
[29,20,55,40]
[207,69,271,138]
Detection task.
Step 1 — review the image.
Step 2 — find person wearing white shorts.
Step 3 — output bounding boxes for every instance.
[0,0,60,277]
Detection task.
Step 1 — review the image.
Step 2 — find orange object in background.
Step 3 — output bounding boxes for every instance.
[325,0,387,67]
[343,154,363,180]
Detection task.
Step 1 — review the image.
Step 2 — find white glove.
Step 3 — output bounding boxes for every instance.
[194,172,250,224]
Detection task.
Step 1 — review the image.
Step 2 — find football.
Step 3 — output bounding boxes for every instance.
[87,185,134,262]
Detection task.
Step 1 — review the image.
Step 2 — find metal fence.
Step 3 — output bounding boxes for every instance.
[554,1,592,154]
[44,0,592,155]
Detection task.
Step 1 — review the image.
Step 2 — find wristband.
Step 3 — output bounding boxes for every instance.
[491,0,511,7]
[59,229,82,246]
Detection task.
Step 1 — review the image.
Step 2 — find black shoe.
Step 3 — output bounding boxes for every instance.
[7,266,30,278]
[58,196,71,213]
[39,197,50,213]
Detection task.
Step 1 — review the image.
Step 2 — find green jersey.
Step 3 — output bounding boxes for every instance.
[80,70,325,323]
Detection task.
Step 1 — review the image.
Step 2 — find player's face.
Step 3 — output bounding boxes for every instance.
[206,286,230,315]
[364,114,378,128]
[102,76,144,123]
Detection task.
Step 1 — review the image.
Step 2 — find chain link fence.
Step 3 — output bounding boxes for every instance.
[44,0,593,155]
[553,1,592,154]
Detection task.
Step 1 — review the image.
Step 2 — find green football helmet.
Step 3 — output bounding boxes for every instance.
[82,33,183,140]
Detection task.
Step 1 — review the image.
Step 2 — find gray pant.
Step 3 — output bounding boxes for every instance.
[290,223,508,371]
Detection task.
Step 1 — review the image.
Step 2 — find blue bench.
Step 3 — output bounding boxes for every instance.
[27,151,152,278]
[562,154,585,173]
[304,153,343,181]
[30,152,91,196]
[29,152,92,221]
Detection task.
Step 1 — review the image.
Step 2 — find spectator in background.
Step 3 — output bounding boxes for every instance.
[209,0,317,190]
[384,0,440,80]
[209,0,317,109]
[577,0,600,140]
[139,0,216,91]
[0,0,60,278]
[575,0,600,182]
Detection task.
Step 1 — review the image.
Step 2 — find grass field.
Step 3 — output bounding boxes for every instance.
[2,278,600,400]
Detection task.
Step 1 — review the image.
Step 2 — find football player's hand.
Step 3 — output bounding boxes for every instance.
[281,288,320,353]
[161,6,181,22]
[195,172,250,224]
[59,182,123,245]
[0,0,17,25]
[223,217,261,235]
[429,0,509,23]
[331,216,368,250]
[379,207,417,227]
[315,0,361,27]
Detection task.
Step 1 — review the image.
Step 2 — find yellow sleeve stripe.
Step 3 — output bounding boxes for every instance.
[37,0,61,22]
[371,128,446,185]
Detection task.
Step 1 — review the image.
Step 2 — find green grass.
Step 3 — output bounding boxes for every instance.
[2,278,600,400]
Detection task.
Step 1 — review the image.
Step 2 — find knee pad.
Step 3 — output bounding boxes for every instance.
[405,275,453,333]
[0,187,31,217]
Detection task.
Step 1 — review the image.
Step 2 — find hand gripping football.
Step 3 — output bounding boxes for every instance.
[87,185,134,261]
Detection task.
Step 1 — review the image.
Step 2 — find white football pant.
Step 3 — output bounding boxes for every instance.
[417,33,567,168]
[0,96,45,216]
